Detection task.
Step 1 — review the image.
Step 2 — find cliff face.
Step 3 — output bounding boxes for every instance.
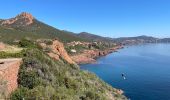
[0,58,22,96]
[40,40,75,64]
[50,40,75,64]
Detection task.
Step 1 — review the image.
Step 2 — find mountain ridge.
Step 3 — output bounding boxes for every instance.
[77,32,114,42]
[77,32,170,44]
[0,12,86,43]
[0,12,170,44]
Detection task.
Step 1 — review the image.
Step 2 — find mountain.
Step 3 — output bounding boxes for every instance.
[111,35,170,45]
[76,33,169,44]
[0,12,169,45]
[159,38,170,43]
[0,12,86,43]
[113,35,158,44]
[77,32,114,42]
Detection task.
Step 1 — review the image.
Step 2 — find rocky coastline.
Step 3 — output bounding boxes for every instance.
[71,45,123,64]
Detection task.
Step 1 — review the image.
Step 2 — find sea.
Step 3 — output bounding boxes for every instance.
[81,43,170,100]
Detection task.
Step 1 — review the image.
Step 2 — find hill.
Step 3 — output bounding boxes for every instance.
[0,40,127,100]
[77,32,114,42]
[0,12,86,43]
[76,33,170,44]
[111,35,170,45]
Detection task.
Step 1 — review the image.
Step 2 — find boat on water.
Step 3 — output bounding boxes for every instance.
[121,73,126,80]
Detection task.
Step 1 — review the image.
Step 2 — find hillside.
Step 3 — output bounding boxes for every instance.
[111,35,170,45]
[77,32,114,42]
[77,33,170,44]
[0,12,86,43]
[0,40,127,100]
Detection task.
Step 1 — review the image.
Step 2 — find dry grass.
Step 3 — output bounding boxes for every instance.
[0,45,23,53]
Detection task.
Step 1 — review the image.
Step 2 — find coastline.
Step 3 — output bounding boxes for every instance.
[77,45,126,98]
[71,45,124,64]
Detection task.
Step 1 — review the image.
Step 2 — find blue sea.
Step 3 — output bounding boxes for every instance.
[81,44,170,100]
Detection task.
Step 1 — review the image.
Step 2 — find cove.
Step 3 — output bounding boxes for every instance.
[81,43,170,100]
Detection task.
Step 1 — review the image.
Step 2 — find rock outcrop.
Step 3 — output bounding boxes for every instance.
[71,45,123,64]
[0,42,5,50]
[50,40,75,64]
[39,40,75,64]
[0,58,22,96]
[0,12,34,27]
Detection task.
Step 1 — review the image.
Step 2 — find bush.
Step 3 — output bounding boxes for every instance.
[10,87,28,100]
[18,70,40,89]
[18,39,36,48]
[0,51,24,58]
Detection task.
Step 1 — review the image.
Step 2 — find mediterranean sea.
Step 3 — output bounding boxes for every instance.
[81,44,170,100]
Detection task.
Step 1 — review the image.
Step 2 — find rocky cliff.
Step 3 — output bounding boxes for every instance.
[71,45,123,64]
[0,58,22,97]
[39,40,75,64]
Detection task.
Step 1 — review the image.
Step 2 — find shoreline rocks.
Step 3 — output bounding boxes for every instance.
[71,45,123,64]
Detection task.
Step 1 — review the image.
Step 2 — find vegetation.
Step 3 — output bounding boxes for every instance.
[0,19,87,43]
[0,51,24,58]
[18,39,38,48]
[77,32,114,42]
[0,78,8,99]
[65,44,89,54]
[65,42,117,55]
[0,14,126,99]
[0,39,37,58]
[8,47,126,100]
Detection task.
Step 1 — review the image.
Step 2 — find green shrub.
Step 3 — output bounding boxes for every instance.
[18,39,37,48]
[0,51,24,58]
[18,70,40,89]
[10,87,28,100]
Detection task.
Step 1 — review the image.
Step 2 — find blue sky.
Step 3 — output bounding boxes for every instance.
[0,0,170,38]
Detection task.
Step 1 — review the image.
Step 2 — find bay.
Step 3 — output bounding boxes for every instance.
[81,44,170,100]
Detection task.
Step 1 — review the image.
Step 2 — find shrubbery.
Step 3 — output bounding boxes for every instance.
[0,51,24,58]
[10,48,126,100]
[18,39,37,48]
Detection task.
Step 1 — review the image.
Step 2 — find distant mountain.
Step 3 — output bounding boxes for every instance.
[0,12,170,44]
[0,12,86,43]
[159,38,170,43]
[76,33,169,44]
[77,32,114,42]
[113,35,170,45]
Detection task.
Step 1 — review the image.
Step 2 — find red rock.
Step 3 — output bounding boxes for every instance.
[71,45,123,64]
[0,12,34,26]
[0,42,5,50]
[0,58,22,96]
[39,40,75,64]
[50,40,75,64]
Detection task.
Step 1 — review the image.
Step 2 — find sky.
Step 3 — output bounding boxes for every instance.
[0,0,170,38]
